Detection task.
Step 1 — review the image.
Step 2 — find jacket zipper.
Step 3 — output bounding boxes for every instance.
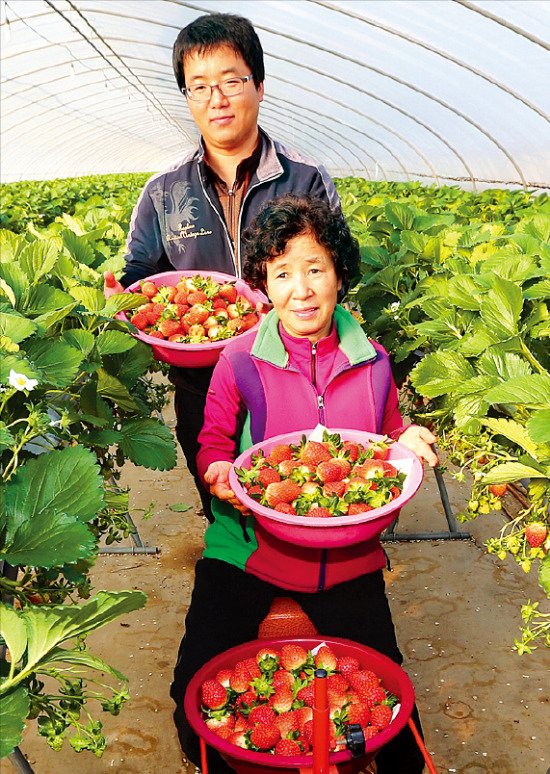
[198,165,238,276]
[312,342,327,590]
[236,173,279,277]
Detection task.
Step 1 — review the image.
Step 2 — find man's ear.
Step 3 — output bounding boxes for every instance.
[257,81,264,103]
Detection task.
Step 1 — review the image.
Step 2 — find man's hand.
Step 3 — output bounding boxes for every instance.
[103,270,124,298]
[398,425,439,467]
[204,461,251,514]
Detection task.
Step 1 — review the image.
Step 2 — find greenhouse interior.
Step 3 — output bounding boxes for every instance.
[1,2,550,774]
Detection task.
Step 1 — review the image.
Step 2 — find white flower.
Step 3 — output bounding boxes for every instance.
[390,302,400,312]
[8,369,38,392]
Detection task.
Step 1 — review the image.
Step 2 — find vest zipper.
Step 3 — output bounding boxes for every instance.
[311,343,326,424]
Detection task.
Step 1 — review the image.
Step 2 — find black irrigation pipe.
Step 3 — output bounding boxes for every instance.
[381,445,471,542]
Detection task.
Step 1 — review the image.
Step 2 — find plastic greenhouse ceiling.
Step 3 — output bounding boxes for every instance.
[1,0,549,189]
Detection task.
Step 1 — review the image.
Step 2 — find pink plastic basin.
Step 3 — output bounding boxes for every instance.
[228,429,423,548]
[184,636,415,774]
[123,270,267,368]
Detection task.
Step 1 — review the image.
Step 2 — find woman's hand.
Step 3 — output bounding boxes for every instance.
[204,461,251,515]
[398,425,439,467]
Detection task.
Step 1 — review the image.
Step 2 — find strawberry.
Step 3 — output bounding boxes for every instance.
[268,687,294,714]
[277,459,301,477]
[361,686,387,708]
[300,441,333,466]
[230,667,252,694]
[227,318,244,333]
[296,683,315,707]
[315,646,337,672]
[130,311,148,330]
[349,670,380,697]
[248,485,263,498]
[307,507,332,518]
[212,296,228,310]
[323,480,346,498]
[241,311,260,330]
[272,670,295,689]
[215,669,233,687]
[489,483,508,497]
[187,289,208,305]
[293,706,313,731]
[274,502,297,514]
[241,657,262,679]
[280,643,309,672]
[362,725,380,741]
[256,647,280,668]
[267,444,294,464]
[353,460,385,479]
[201,679,228,710]
[347,702,371,726]
[237,293,254,311]
[257,467,282,487]
[104,270,116,287]
[525,522,547,548]
[336,655,360,679]
[146,310,161,325]
[151,303,165,315]
[148,330,165,339]
[327,673,349,692]
[140,280,157,298]
[371,441,389,460]
[249,705,277,726]
[348,503,374,515]
[219,283,238,303]
[342,441,360,462]
[158,319,182,338]
[249,722,281,750]
[382,461,398,477]
[264,481,302,508]
[186,304,209,325]
[230,730,249,748]
[205,713,235,733]
[316,459,345,483]
[174,290,188,305]
[369,704,393,729]
[274,738,302,756]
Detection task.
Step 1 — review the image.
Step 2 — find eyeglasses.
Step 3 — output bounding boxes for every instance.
[183,75,254,102]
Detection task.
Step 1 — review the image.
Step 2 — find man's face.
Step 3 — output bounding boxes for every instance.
[183,45,264,155]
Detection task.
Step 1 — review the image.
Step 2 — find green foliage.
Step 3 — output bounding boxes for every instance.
[337,177,550,653]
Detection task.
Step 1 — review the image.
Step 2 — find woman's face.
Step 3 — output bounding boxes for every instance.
[265,232,341,343]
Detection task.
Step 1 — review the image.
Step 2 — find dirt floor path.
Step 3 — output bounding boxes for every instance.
[3,391,550,774]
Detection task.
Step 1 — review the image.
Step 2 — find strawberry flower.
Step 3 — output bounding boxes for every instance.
[8,369,38,392]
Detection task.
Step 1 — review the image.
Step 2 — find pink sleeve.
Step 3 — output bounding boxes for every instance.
[196,353,243,483]
[380,365,407,440]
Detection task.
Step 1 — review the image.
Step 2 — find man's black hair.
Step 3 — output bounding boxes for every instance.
[173,13,265,93]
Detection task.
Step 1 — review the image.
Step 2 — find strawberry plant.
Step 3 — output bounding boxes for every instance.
[0,217,177,758]
[336,177,550,654]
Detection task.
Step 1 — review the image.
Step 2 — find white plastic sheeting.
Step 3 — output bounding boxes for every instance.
[1,0,549,188]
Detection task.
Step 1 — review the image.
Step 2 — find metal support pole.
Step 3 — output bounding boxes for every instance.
[7,749,36,774]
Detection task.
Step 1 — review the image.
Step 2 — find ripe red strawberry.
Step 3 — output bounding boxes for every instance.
[336,655,360,679]
[158,319,182,338]
[280,644,309,672]
[235,690,256,714]
[317,459,345,483]
[248,485,263,498]
[274,502,297,514]
[327,673,349,692]
[296,683,315,707]
[130,312,148,330]
[349,670,380,697]
[390,486,401,500]
[307,507,332,518]
[382,461,398,477]
[361,686,387,708]
[272,670,294,689]
[148,330,165,339]
[187,289,208,305]
[242,311,260,330]
[151,303,165,315]
[342,441,360,462]
[234,714,253,733]
[249,722,281,750]
[347,503,374,515]
[146,310,161,325]
[267,444,294,464]
[369,704,393,729]
[274,710,298,738]
[241,657,262,679]
[219,283,238,303]
[490,483,508,497]
[174,290,188,305]
[525,522,548,548]
[300,441,332,466]
[212,296,228,310]
[201,679,227,710]
[186,304,209,325]
[264,481,302,508]
[205,713,235,733]
[353,460,385,479]
[268,687,294,714]
[230,730,249,748]
[362,725,380,741]
[315,646,337,671]
[227,318,244,332]
[347,702,371,726]
[215,668,233,687]
[371,442,389,460]
[257,467,281,487]
[140,280,157,298]
[277,459,301,477]
[274,738,302,756]
[249,705,277,726]
[323,480,346,498]
[230,667,251,694]
[293,706,313,731]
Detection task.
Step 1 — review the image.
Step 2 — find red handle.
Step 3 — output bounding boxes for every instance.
[313,669,329,774]
[408,717,438,774]
[200,736,208,774]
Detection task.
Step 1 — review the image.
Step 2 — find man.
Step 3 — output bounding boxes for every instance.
[105,12,340,521]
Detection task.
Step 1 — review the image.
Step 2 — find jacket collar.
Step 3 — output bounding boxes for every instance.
[196,128,283,184]
[251,305,377,367]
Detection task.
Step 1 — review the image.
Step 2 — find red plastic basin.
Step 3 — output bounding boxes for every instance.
[228,429,423,548]
[184,636,415,774]
[123,270,267,368]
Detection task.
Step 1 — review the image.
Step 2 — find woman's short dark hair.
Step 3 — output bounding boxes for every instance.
[173,13,265,93]
[242,194,361,291]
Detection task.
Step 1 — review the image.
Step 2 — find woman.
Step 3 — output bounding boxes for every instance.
[170,194,437,773]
